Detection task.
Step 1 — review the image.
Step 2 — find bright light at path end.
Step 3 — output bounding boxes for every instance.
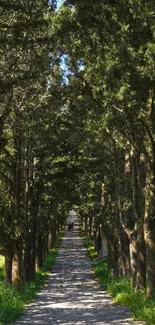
[57,0,64,9]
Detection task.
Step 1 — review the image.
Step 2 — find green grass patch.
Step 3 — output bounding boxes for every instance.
[0,282,24,324]
[108,279,155,325]
[81,233,98,260]
[82,231,155,325]
[41,249,58,272]
[93,259,110,285]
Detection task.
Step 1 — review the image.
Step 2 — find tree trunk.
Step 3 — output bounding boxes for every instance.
[119,229,130,277]
[107,236,119,277]
[42,234,48,261]
[88,215,92,237]
[5,247,13,285]
[51,219,57,247]
[84,216,88,235]
[30,233,36,281]
[12,240,23,288]
[24,239,31,282]
[139,95,155,296]
[144,177,155,297]
[145,225,155,297]
[24,145,31,282]
[37,231,44,269]
[48,232,53,249]
[129,227,137,286]
[136,223,146,290]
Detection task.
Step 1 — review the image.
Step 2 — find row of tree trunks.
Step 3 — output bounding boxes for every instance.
[80,136,155,296]
[4,220,60,286]
[4,146,61,285]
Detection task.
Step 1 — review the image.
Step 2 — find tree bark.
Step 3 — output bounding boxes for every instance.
[144,172,155,296]
[136,223,146,290]
[51,219,57,247]
[129,226,137,286]
[107,235,119,277]
[119,229,130,277]
[24,238,31,282]
[37,231,44,269]
[12,240,23,288]
[5,246,14,285]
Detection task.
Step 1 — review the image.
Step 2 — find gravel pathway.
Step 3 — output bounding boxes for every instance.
[12,212,145,325]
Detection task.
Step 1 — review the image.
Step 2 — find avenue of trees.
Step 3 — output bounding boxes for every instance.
[0,0,155,299]
[0,0,69,286]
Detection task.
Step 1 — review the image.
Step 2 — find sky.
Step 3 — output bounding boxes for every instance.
[48,0,64,10]
[57,0,64,9]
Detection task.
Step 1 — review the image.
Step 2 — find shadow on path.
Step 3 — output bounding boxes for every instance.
[12,211,145,325]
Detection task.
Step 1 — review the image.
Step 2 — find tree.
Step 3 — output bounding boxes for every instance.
[54,0,155,296]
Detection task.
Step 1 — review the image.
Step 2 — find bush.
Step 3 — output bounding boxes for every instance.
[0,282,23,323]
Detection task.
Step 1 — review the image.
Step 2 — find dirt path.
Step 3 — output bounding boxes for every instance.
[12,211,145,325]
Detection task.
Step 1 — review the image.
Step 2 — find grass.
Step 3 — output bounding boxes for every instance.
[81,230,155,325]
[82,234,98,260]
[0,230,64,325]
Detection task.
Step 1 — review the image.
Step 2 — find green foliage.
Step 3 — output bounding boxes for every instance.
[0,0,155,313]
[0,283,24,324]
[93,260,110,285]
[81,232,98,260]
[109,282,155,325]
[87,246,98,260]
[41,249,58,272]
[107,277,133,297]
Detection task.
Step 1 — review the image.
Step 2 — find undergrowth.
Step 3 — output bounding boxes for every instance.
[0,229,64,325]
[81,229,155,325]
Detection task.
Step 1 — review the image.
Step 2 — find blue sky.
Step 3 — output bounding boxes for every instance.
[57,0,64,9]
[48,0,64,10]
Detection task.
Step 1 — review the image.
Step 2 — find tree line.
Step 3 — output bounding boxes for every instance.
[0,0,72,286]
[1,0,155,300]
[56,0,155,298]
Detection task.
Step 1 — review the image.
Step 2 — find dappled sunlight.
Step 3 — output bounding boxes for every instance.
[13,214,143,325]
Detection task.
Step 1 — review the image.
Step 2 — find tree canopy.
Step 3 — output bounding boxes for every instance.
[0,0,155,298]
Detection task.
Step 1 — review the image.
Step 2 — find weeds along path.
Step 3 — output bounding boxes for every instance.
[12,211,145,325]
